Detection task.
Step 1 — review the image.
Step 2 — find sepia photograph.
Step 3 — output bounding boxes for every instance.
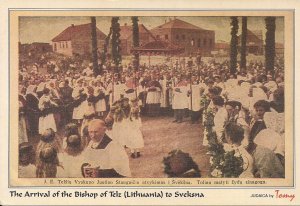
[10,10,293,187]
[0,0,299,204]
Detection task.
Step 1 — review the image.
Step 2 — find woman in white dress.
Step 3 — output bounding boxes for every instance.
[38,88,58,134]
[128,98,144,158]
[111,100,126,146]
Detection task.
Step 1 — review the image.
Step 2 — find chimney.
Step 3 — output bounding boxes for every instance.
[71,24,74,27]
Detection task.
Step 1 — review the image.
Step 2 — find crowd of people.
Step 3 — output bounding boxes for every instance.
[18,51,285,178]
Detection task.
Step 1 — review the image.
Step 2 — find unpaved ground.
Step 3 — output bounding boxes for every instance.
[127,116,210,178]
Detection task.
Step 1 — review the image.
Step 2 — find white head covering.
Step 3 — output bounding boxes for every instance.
[36,82,46,93]
[26,85,37,96]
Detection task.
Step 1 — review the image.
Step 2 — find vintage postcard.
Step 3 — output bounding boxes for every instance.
[1,0,300,205]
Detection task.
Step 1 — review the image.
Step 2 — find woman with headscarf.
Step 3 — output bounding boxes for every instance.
[19,93,28,144]
[72,78,87,124]
[25,84,40,137]
[38,88,58,134]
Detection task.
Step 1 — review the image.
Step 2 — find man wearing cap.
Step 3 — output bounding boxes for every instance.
[82,119,131,178]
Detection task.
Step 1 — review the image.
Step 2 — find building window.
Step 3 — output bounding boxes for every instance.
[182,34,185,40]
[203,39,207,46]
[60,42,62,48]
[209,39,213,47]
[165,34,168,40]
[54,43,57,51]
[198,39,201,48]
[62,42,65,48]
[191,39,194,46]
[176,34,179,40]
[66,41,68,48]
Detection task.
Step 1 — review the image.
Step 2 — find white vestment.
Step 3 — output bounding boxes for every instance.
[82,136,131,177]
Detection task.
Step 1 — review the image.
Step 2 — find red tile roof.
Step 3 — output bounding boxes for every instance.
[238,29,263,47]
[52,23,106,42]
[120,24,156,40]
[152,18,206,31]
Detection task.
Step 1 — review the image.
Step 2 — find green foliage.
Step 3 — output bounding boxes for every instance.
[265,17,276,75]
[230,17,239,75]
[111,17,122,67]
[200,94,210,109]
[131,16,140,70]
[102,27,112,65]
[90,17,99,76]
[131,17,140,47]
[240,17,247,70]
[203,98,244,178]
[222,151,244,178]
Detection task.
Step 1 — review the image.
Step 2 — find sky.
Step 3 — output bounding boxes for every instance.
[19,16,284,44]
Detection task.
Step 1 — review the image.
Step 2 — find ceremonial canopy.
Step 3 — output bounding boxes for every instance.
[131,40,185,56]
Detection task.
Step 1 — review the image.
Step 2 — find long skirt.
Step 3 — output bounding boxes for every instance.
[39,113,57,134]
[19,115,28,143]
[124,119,144,149]
[95,99,107,112]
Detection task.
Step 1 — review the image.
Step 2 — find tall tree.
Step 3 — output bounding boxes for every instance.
[265,17,276,75]
[102,27,112,66]
[240,17,247,71]
[230,17,239,75]
[111,17,122,72]
[131,16,140,71]
[91,17,99,76]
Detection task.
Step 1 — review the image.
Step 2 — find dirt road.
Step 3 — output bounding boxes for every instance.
[128,116,210,178]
